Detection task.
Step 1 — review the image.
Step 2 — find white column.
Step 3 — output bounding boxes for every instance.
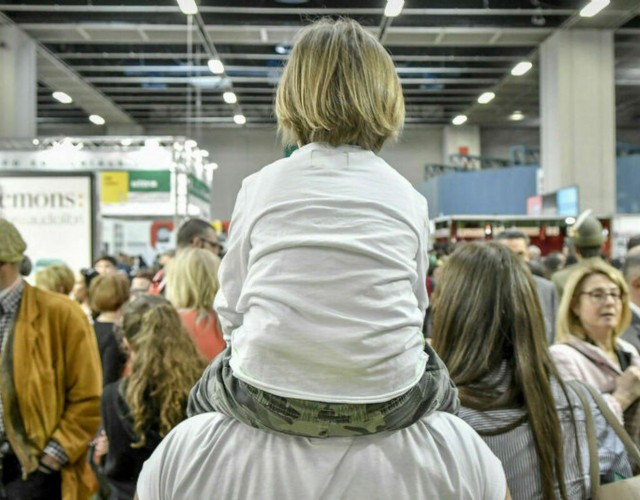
[0,26,37,138]
[540,30,616,215]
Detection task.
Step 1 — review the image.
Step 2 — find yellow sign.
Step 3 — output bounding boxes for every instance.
[100,171,129,204]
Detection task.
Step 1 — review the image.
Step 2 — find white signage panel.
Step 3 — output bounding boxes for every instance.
[0,174,94,275]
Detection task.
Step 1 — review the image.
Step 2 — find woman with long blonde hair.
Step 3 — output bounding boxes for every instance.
[166,247,225,361]
[97,295,206,500]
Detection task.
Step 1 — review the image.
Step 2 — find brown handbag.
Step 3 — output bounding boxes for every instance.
[568,380,640,499]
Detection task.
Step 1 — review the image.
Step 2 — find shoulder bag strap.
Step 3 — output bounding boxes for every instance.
[567,380,601,498]
[577,380,640,465]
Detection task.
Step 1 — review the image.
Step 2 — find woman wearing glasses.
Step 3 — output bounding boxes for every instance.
[551,260,640,439]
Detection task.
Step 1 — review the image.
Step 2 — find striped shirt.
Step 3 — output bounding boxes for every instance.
[0,279,68,465]
[458,371,631,500]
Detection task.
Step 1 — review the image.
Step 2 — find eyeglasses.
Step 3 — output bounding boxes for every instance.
[579,289,625,304]
[199,237,222,251]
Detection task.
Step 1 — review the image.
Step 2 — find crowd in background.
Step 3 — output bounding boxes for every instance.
[2,16,640,500]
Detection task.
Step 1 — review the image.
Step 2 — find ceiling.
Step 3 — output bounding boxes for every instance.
[1,0,640,130]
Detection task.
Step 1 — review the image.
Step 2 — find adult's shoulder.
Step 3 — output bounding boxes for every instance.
[25,282,88,323]
[532,274,555,292]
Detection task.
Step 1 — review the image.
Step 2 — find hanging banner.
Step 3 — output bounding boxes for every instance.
[128,170,171,203]
[187,174,210,203]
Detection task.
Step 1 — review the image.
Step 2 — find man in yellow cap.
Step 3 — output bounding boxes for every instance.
[0,218,101,499]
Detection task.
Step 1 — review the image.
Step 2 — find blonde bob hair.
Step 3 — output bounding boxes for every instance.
[165,247,221,315]
[275,18,404,153]
[35,264,75,295]
[556,260,631,345]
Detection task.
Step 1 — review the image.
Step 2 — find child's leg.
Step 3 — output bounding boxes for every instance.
[187,342,459,437]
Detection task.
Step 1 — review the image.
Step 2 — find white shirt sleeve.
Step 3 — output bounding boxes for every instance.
[214,181,250,341]
[413,197,430,313]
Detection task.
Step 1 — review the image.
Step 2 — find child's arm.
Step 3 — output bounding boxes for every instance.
[215,183,250,339]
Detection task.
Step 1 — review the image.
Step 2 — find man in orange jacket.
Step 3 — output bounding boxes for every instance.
[0,218,102,500]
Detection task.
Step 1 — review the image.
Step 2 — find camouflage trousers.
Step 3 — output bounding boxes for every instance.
[187,342,459,438]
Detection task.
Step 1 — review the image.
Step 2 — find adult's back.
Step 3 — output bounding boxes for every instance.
[136,412,506,500]
[459,377,630,500]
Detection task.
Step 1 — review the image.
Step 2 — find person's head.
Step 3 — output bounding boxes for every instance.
[72,267,99,304]
[89,273,130,313]
[0,218,27,289]
[158,250,175,269]
[176,218,221,255]
[275,17,404,153]
[35,264,75,295]
[543,251,566,278]
[494,230,530,261]
[627,234,640,252]
[119,295,206,447]
[528,244,542,261]
[166,248,221,315]
[130,270,155,301]
[622,253,640,309]
[431,241,569,499]
[94,255,118,275]
[556,261,630,348]
[568,215,604,259]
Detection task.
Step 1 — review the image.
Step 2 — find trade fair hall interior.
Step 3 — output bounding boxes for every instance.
[1,1,640,499]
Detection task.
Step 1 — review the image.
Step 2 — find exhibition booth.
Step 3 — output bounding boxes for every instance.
[0,136,216,274]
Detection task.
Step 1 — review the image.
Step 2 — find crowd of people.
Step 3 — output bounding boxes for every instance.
[0,16,639,500]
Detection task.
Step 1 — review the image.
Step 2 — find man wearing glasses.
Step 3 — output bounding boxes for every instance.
[176,218,223,257]
[149,218,222,295]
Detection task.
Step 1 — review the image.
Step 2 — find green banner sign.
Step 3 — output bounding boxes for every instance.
[188,174,210,203]
[129,170,171,193]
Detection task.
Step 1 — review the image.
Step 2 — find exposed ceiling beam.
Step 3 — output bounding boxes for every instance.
[0,12,137,127]
[71,64,506,74]
[0,5,581,16]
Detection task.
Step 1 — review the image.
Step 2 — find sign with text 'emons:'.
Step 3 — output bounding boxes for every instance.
[0,173,94,275]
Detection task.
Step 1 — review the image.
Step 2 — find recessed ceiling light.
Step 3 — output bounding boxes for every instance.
[208,58,224,75]
[176,0,198,15]
[384,0,405,17]
[580,0,610,17]
[233,114,247,125]
[52,91,73,104]
[511,61,532,76]
[452,115,467,126]
[89,114,105,125]
[509,111,525,121]
[223,92,237,104]
[477,92,495,104]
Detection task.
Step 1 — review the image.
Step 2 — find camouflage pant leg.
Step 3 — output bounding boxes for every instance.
[188,343,459,438]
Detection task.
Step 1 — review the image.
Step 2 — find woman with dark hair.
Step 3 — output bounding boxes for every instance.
[95,295,207,499]
[90,273,130,385]
[431,241,631,500]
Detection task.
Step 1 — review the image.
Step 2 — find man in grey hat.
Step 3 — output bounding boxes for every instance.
[0,218,101,499]
[551,213,606,299]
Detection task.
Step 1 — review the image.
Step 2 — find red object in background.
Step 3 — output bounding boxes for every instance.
[458,146,469,155]
[150,221,174,249]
